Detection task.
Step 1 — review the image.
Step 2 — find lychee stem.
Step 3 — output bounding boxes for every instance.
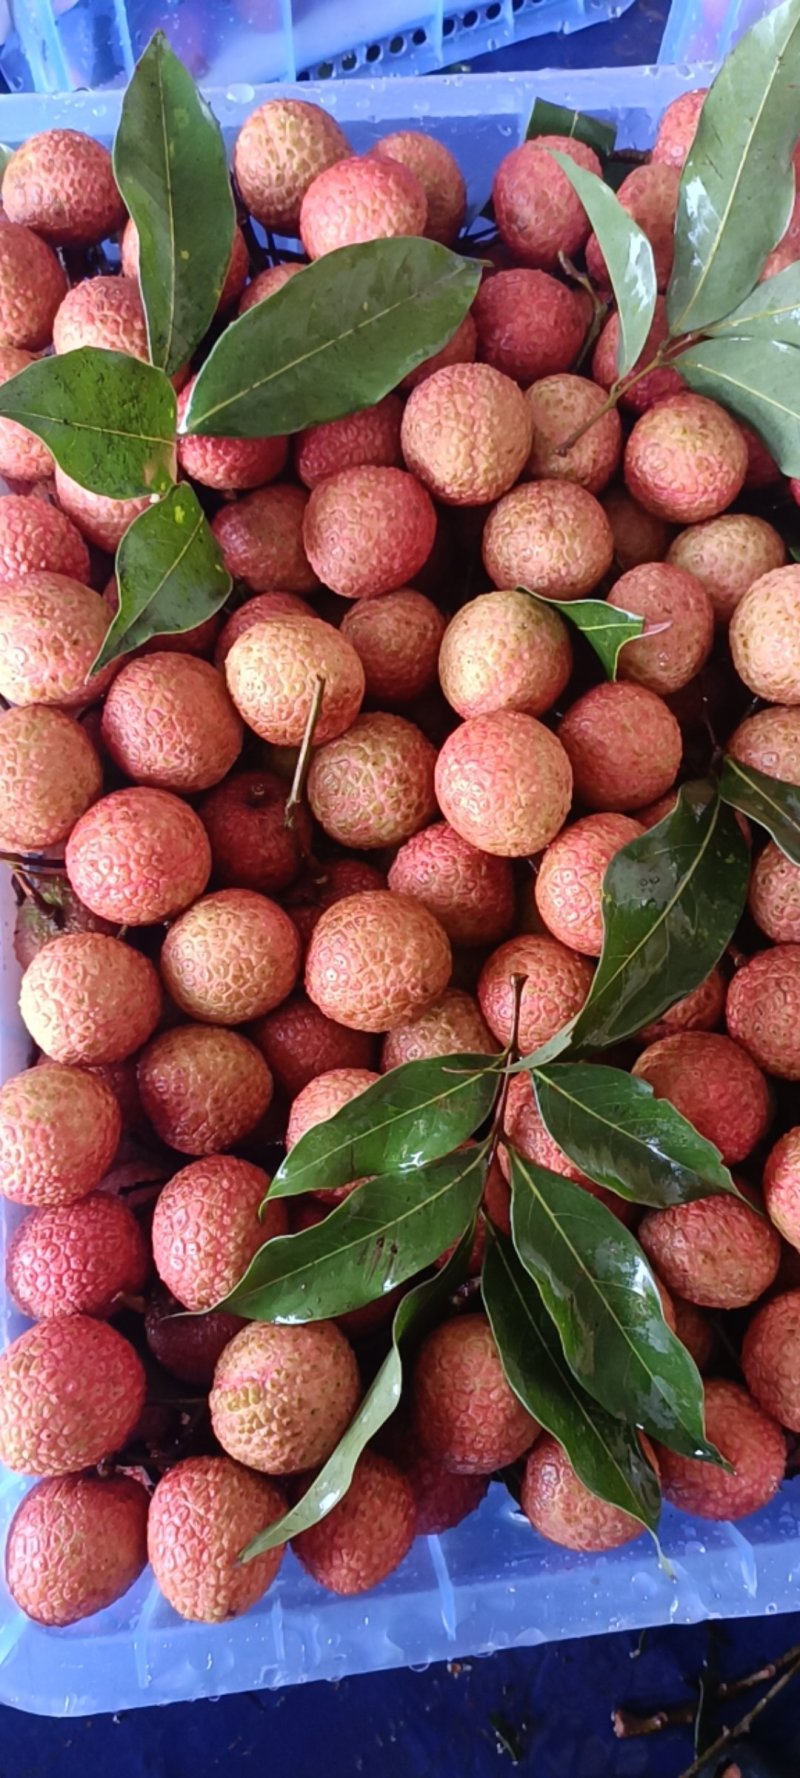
[557,252,610,369]
[285,674,326,831]
[11,869,63,920]
[487,973,528,1170]
[554,331,687,458]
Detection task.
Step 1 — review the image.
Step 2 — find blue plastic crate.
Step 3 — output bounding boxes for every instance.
[659,0,772,65]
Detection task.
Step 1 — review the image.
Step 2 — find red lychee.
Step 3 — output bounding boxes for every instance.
[293,1452,416,1595]
[6,1191,148,1319]
[435,710,573,857]
[521,1435,651,1551]
[212,484,319,594]
[197,768,311,895]
[210,1319,361,1473]
[152,1155,286,1311]
[656,1379,785,1520]
[0,1315,145,1476]
[387,820,515,949]
[558,681,682,811]
[638,1193,780,1310]
[300,155,427,259]
[251,993,377,1099]
[6,1474,148,1626]
[473,268,587,384]
[305,891,452,1033]
[137,1024,273,1156]
[726,946,800,1079]
[303,466,436,600]
[3,129,125,244]
[535,813,645,956]
[478,934,593,1055]
[147,1456,286,1622]
[66,786,212,925]
[101,654,243,793]
[412,1313,540,1474]
[625,395,748,523]
[742,1290,800,1431]
[295,394,403,490]
[632,1032,772,1164]
[492,135,602,270]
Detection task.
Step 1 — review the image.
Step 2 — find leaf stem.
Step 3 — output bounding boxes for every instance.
[285,674,325,831]
[554,337,676,456]
[675,1644,800,1778]
[487,974,527,1169]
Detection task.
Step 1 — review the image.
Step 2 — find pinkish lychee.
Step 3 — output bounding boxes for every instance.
[558,681,682,811]
[632,1031,772,1164]
[0,1315,145,1475]
[0,1062,121,1207]
[211,484,319,594]
[251,993,376,1099]
[400,363,532,507]
[66,786,212,925]
[438,587,572,721]
[177,377,287,492]
[338,586,445,706]
[387,820,515,948]
[492,135,602,270]
[0,571,114,709]
[300,154,427,259]
[53,275,148,361]
[625,394,748,523]
[728,706,800,784]
[609,561,714,696]
[726,946,800,1079]
[730,565,800,703]
[152,1155,286,1311]
[225,612,364,746]
[285,858,387,947]
[0,704,101,852]
[293,1452,416,1594]
[380,987,495,1072]
[651,88,708,169]
[749,843,800,943]
[214,592,310,668]
[233,98,350,232]
[374,130,465,244]
[592,298,684,414]
[656,1379,785,1520]
[478,933,593,1054]
[54,466,149,553]
[303,465,436,599]
[638,1194,780,1310]
[295,394,403,490]
[238,263,305,315]
[211,1319,360,1473]
[2,130,125,244]
[667,514,786,627]
[6,1191,148,1319]
[524,374,622,494]
[305,890,452,1033]
[137,1024,273,1156]
[521,1435,651,1551]
[6,1474,149,1627]
[101,653,243,793]
[160,889,301,1025]
[763,1128,800,1251]
[742,1290,800,1431]
[535,813,645,956]
[307,712,437,849]
[412,1313,540,1473]
[603,486,674,572]
[473,268,587,384]
[20,932,162,1064]
[197,768,310,895]
[0,492,89,584]
[0,222,67,349]
[587,164,680,291]
[147,1455,286,1622]
[435,709,573,857]
[482,480,614,599]
[638,966,726,1044]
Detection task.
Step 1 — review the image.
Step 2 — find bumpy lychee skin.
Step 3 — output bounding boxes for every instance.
[212,484,319,594]
[238,262,305,315]
[478,934,593,1055]
[137,1024,273,1156]
[0,491,89,585]
[651,88,708,169]
[726,946,800,1080]
[473,268,587,385]
[380,988,494,1072]
[728,706,800,785]
[592,297,683,415]
[603,487,674,573]
[388,820,515,949]
[7,1475,147,1628]
[401,364,532,507]
[0,571,114,709]
[609,561,715,696]
[522,1436,649,1552]
[374,130,465,244]
[632,1032,772,1164]
[54,465,150,553]
[66,787,212,926]
[493,135,602,271]
[656,1379,785,1521]
[147,1456,286,1624]
[20,932,162,1065]
[667,514,786,627]
[742,1291,800,1431]
[764,1128,800,1250]
[482,480,614,600]
[295,394,403,490]
[252,994,376,1099]
[625,394,748,524]
[436,710,573,858]
[3,130,124,244]
[308,712,437,850]
[122,218,249,314]
[300,154,427,259]
[214,592,310,668]
[535,813,645,957]
[525,375,622,495]
[587,164,680,292]
[152,1156,286,1312]
[401,312,478,392]
[672,1297,715,1373]
[293,1452,416,1595]
[13,873,113,972]
[286,1067,381,1197]
[161,889,301,1025]
[101,654,243,794]
[0,1063,121,1207]
[7,1191,148,1320]
[398,1443,488,1536]
[177,378,287,492]
[638,1194,780,1310]
[305,891,452,1033]
[730,565,800,704]
[439,588,572,723]
[233,98,350,232]
[0,347,54,480]
[0,1315,145,1477]
[0,222,67,350]
[413,1314,539,1474]
[53,275,148,361]
[225,613,364,748]
[211,1319,360,1474]
[558,681,682,812]
[749,843,800,943]
[0,704,101,852]
[198,769,310,896]
[303,466,436,600]
[339,588,445,706]
[638,966,726,1044]
[286,858,387,948]
[145,1301,245,1387]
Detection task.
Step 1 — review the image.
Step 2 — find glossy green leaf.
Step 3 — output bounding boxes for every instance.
[113,30,235,375]
[509,1153,717,1460]
[93,485,231,672]
[546,149,656,378]
[221,1145,488,1321]
[569,781,749,1052]
[526,100,616,157]
[667,0,800,335]
[184,238,481,439]
[720,754,800,864]
[0,349,176,498]
[675,337,800,477]
[240,1228,474,1559]
[483,1227,661,1539]
[522,588,652,681]
[706,260,800,345]
[268,1053,502,1201]
[532,1063,738,1207]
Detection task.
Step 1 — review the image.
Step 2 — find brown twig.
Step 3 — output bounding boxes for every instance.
[675,1644,800,1778]
[284,675,325,832]
[486,975,527,1170]
[615,1642,800,1742]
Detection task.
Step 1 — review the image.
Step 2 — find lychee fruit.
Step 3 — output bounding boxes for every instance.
[387,820,515,948]
[52,275,148,361]
[225,612,364,747]
[667,514,786,627]
[749,843,800,943]
[145,1300,245,1387]
[147,1455,286,1623]
[435,710,573,857]
[122,218,249,314]
[524,376,622,502]
[558,681,682,811]
[13,872,113,972]
[638,1193,780,1310]
[251,993,376,1099]
[293,1452,416,1594]
[728,706,800,784]
[482,480,614,599]
[0,1062,121,1207]
[592,297,684,414]
[0,222,67,349]
[303,465,436,599]
[473,267,587,384]
[300,154,427,259]
[412,1313,539,1473]
[730,565,800,704]
[137,1024,273,1155]
[6,1191,148,1319]
[307,712,437,850]
[3,129,124,244]
[521,1435,651,1551]
[0,704,101,852]
[339,587,445,706]
[233,98,350,232]
[763,1127,800,1251]
[478,933,593,1055]
[305,890,452,1033]
[492,135,602,270]
[160,889,301,1025]
[397,1443,488,1536]
[742,1290,800,1431]
[20,931,162,1064]
[651,88,708,169]
[400,363,532,507]
[743,423,780,488]
[285,858,386,947]
[295,394,403,490]
[66,786,212,925]
[380,984,496,1071]
[0,1315,145,1476]
[54,466,150,553]
[238,263,305,315]
[0,571,114,709]
[625,394,748,523]
[101,653,243,793]
[374,130,465,244]
[637,966,726,1044]
[214,591,310,668]
[211,1318,360,1473]
[603,486,674,572]
[656,1378,785,1520]
[0,347,54,480]
[632,1031,772,1164]
[535,813,645,956]
[587,164,680,291]
[286,1066,381,1201]
[672,1296,715,1373]
[400,311,477,392]
[211,484,319,594]
[177,377,287,492]
[0,491,89,585]
[609,561,715,696]
[6,1474,149,1627]
[726,946,800,1079]
[197,768,310,896]
[438,587,572,722]
[151,1155,286,1311]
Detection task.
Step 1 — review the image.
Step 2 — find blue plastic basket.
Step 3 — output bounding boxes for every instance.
[658,0,771,65]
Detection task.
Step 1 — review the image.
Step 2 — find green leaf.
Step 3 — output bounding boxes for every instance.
[706,260,800,345]
[483,1226,661,1540]
[239,1228,474,1560]
[509,1152,717,1461]
[667,0,800,336]
[546,149,656,378]
[183,238,481,439]
[113,30,235,376]
[526,99,616,158]
[720,753,800,864]
[0,349,176,498]
[569,781,749,1052]
[220,1145,488,1321]
[93,484,231,672]
[268,1053,502,1201]
[532,1062,738,1208]
[521,588,651,681]
[674,337,800,478]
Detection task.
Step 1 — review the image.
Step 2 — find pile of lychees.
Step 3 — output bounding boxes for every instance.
[1,77,800,1635]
